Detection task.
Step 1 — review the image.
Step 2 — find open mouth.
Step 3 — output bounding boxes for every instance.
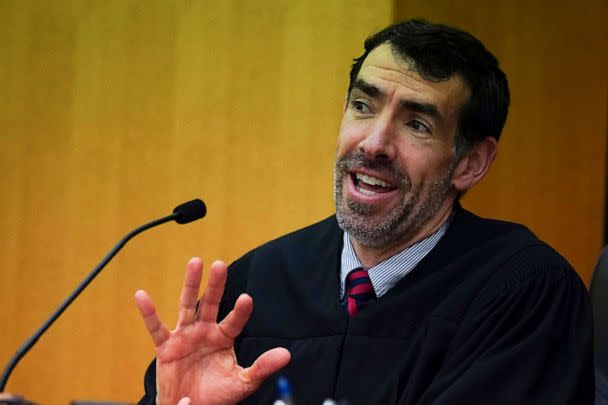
[351,172,398,196]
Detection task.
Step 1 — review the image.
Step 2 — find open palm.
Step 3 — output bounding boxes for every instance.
[135,258,291,405]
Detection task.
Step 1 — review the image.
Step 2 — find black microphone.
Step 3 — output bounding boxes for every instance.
[0,199,207,393]
[173,198,207,224]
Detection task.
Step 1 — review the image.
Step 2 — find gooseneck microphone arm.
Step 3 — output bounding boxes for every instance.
[0,199,206,392]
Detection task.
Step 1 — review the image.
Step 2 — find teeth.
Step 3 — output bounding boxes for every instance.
[358,187,377,196]
[355,173,391,187]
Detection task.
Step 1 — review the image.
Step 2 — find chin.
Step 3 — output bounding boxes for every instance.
[336,197,414,249]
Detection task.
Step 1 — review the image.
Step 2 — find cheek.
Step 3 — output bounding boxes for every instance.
[336,124,360,159]
[395,145,453,184]
[337,115,377,158]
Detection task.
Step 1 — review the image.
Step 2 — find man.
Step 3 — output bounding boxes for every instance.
[136,19,594,404]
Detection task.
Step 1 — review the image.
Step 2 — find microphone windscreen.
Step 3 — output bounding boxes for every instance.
[173,199,207,224]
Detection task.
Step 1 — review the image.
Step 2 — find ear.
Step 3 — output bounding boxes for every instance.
[451,137,498,192]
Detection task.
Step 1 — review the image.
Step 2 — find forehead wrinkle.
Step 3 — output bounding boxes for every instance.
[360,64,445,104]
[357,70,446,124]
[355,43,470,137]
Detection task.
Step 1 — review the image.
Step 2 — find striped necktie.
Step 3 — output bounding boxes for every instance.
[343,267,376,318]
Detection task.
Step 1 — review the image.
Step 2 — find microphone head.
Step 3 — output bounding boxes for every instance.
[173,199,207,224]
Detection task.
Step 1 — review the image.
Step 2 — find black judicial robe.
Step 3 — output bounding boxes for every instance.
[141,206,594,404]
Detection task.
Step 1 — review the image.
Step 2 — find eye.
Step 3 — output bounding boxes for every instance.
[350,100,372,115]
[407,120,431,134]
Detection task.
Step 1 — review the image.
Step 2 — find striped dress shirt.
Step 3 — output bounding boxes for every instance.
[340,219,451,299]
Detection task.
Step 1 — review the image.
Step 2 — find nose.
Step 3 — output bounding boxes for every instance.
[358,115,396,161]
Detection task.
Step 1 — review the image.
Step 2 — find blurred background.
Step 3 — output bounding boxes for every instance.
[1,1,606,403]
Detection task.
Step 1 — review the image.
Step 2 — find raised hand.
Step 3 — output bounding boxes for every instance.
[135,258,291,405]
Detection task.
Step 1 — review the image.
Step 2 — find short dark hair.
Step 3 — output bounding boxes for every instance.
[348,19,510,158]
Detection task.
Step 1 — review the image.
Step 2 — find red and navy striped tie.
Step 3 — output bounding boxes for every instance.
[343,267,376,318]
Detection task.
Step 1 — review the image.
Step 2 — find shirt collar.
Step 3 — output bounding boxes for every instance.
[340,218,451,298]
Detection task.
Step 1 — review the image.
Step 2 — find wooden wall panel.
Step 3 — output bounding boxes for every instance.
[6,1,604,402]
[0,1,392,403]
[396,0,608,284]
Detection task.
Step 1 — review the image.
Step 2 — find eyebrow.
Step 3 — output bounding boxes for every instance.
[351,79,383,99]
[400,100,442,122]
[351,78,444,122]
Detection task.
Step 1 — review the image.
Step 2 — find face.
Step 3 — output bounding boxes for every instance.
[334,43,471,249]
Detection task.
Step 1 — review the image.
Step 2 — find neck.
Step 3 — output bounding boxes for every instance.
[351,200,456,268]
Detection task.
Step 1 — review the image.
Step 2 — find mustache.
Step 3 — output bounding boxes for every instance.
[335,152,410,186]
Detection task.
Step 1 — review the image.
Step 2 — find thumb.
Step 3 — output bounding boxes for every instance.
[177,397,191,405]
[244,347,291,389]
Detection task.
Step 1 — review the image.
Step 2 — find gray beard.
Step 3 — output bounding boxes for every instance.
[334,153,455,249]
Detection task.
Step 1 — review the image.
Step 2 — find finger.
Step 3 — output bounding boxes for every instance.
[177,257,204,326]
[135,290,171,347]
[196,260,228,323]
[0,393,20,401]
[177,397,191,405]
[243,347,291,389]
[217,293,253,338]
